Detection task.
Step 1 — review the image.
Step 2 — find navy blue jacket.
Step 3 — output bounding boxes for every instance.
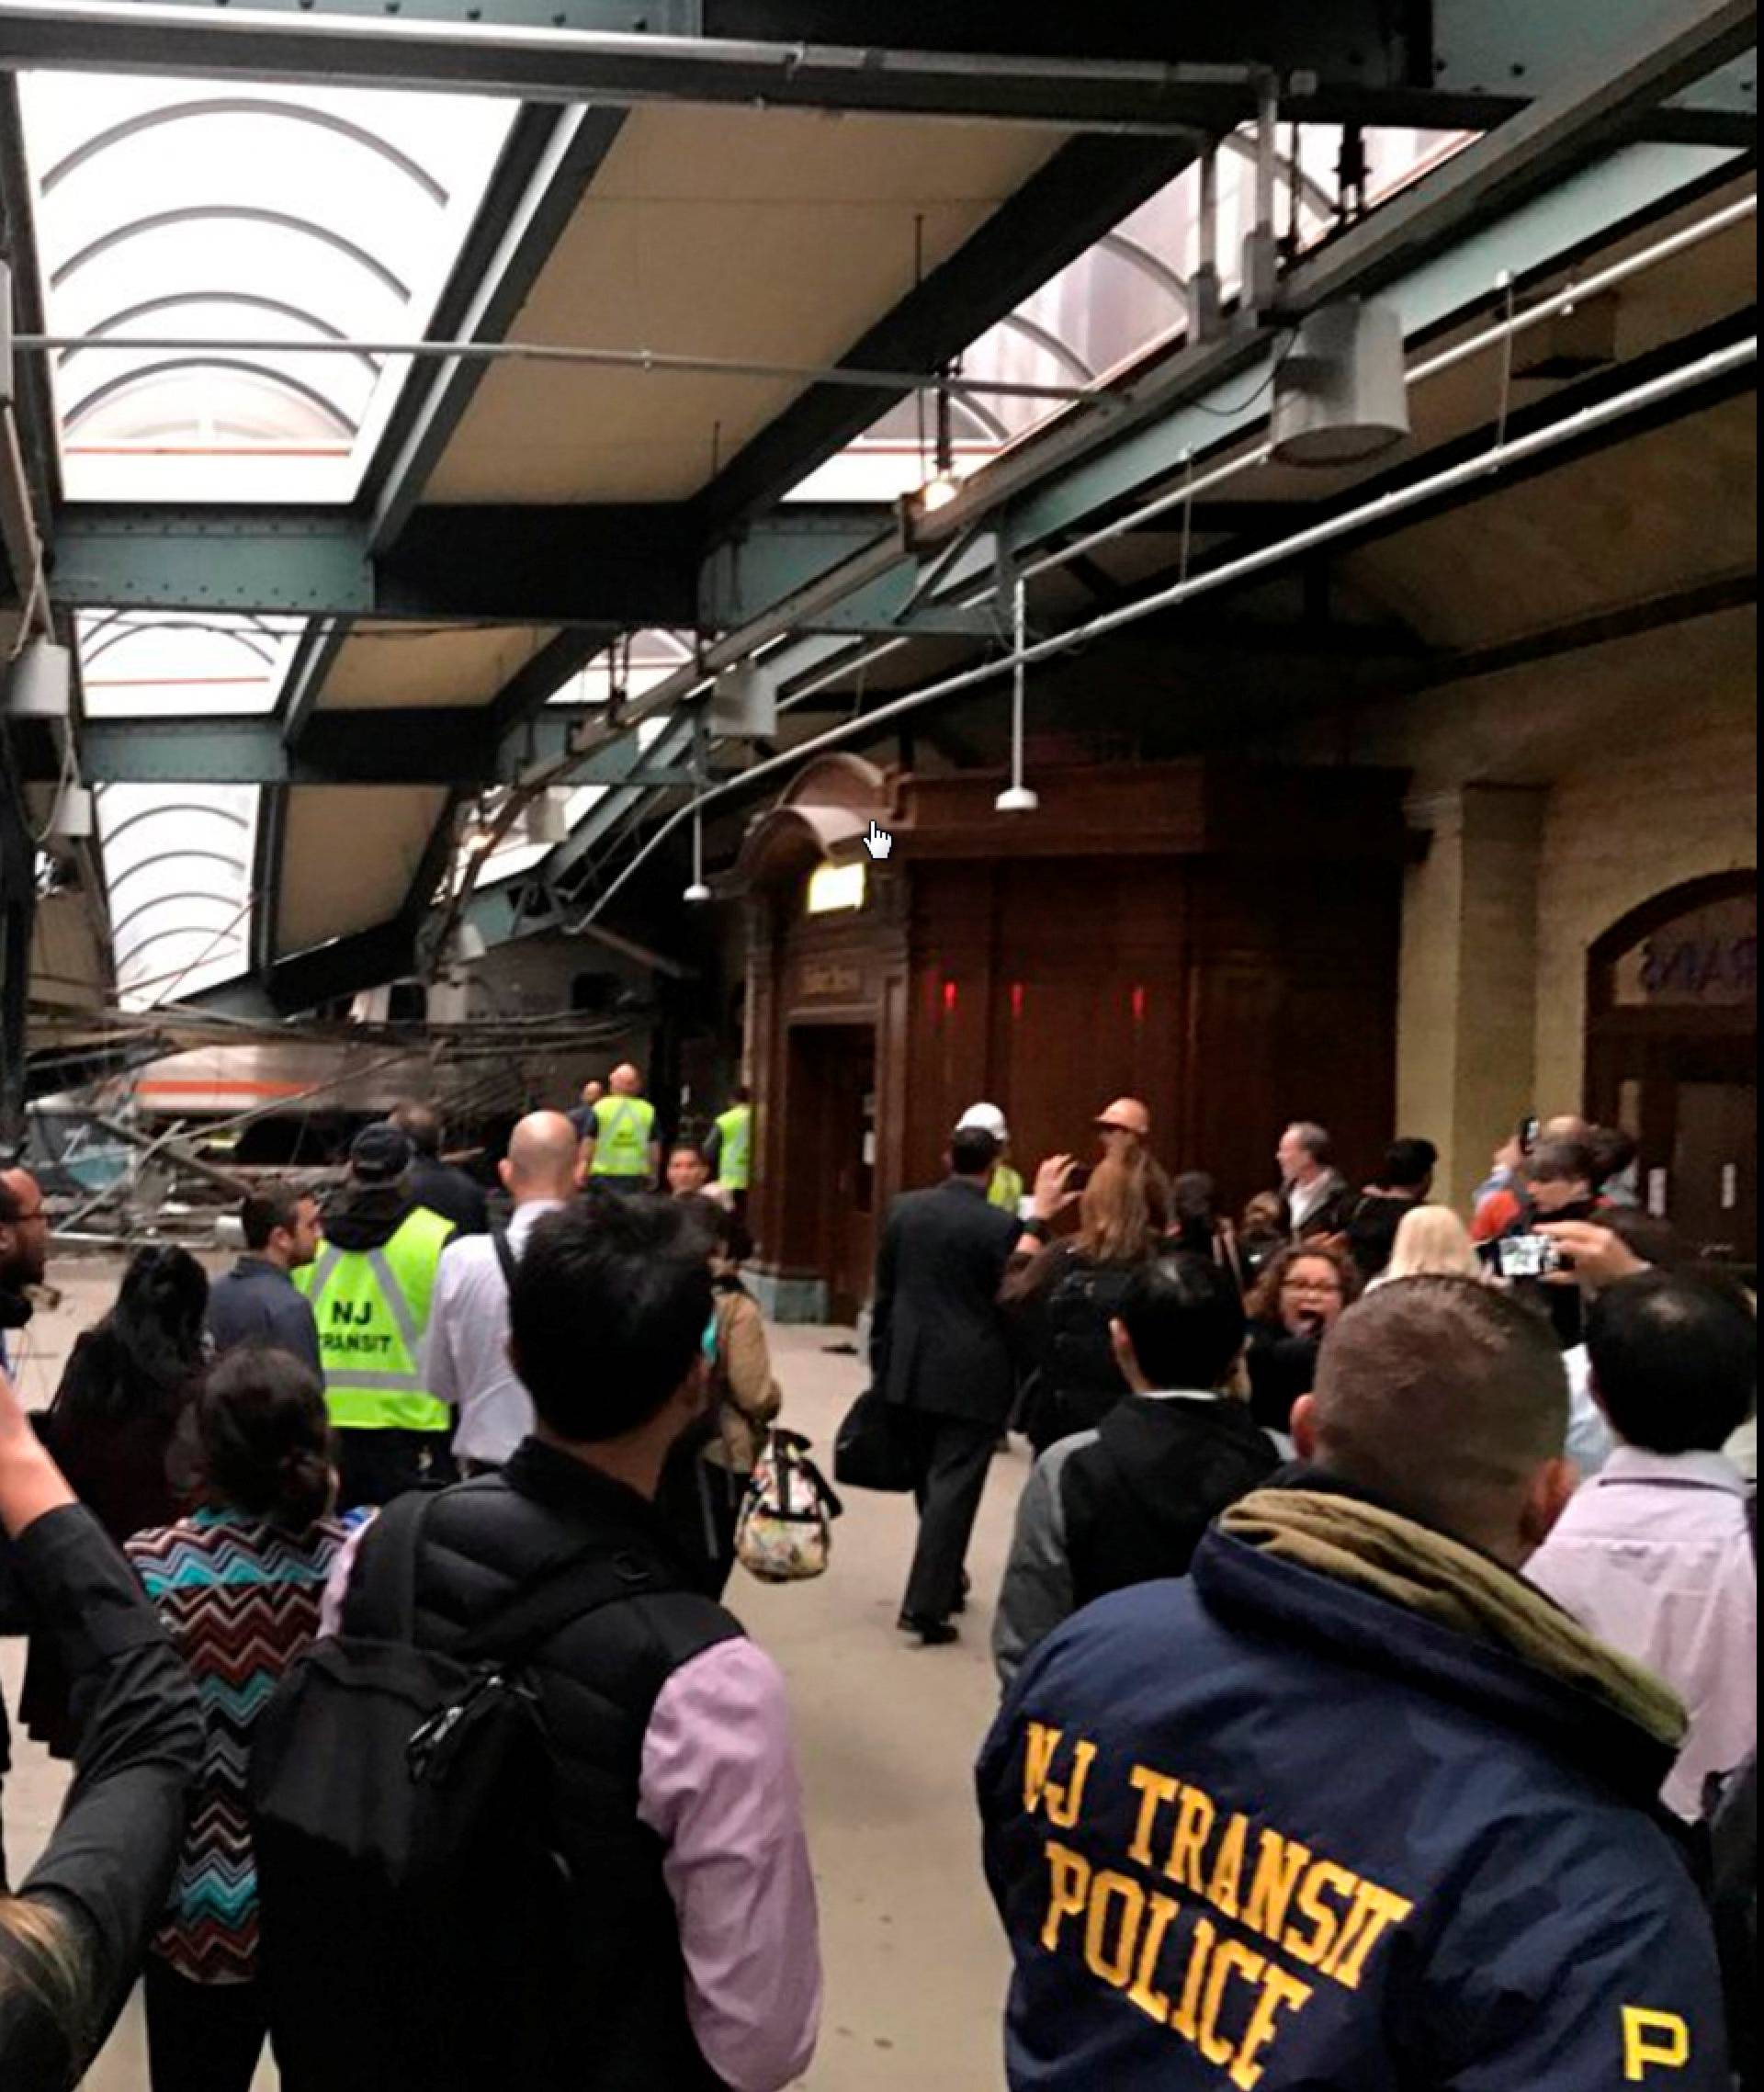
[206,1256,322,1376]
[979,1501,1728,2090]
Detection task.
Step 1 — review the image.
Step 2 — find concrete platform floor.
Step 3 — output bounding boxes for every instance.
[2,1257,1026,2090]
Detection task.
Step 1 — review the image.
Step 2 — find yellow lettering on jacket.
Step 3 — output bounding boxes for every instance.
[1281,1860,1361,1969]
[1126,1893,1182,2025]
[1241,1830,1313,1940]
[1023,1723,1096,1830]
[1040,1840,1091,1952]
[1322,1880,1417,1991]
[1165,1781,1217,1893]
[1169,1916,1216,2042]
[1199,1939,1266,2066]
[1127,1764,1181,1866]
[1082,1871,1147,1989]
[1230,1964,1315,2090]
[1623,2007,1691,2080]
[1206,1812,1250,1919]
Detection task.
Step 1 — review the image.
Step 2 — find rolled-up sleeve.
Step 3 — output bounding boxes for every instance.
[637,1637,820,2092]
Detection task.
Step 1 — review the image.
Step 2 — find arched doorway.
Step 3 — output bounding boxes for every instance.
[1586,872,1757,1269]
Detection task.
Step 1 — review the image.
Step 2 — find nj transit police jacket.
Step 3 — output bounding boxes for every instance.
[978,1499,1729,2091]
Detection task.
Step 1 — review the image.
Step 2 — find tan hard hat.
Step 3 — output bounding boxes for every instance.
[1095,1097,1151,1138]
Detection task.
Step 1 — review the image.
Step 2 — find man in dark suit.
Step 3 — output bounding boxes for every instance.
[872,1123,1026,1645]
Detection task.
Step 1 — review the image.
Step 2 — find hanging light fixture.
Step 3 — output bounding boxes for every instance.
[918,369,960,513]
[994,574,1038,814]
[459,797,497,856]
[683,794,711,904]
[521,787,571,847]
[1271,298,1409,466]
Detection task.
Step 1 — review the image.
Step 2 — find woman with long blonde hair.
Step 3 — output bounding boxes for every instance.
[0,1358,201,2087]
[1003,1149,1173,1452]
[1376,1204,1485,1286]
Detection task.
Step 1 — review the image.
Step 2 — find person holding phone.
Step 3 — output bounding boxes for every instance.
[1499,1138,1606,1349]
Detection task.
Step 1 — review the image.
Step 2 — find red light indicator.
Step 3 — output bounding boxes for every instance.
[1010,980,1024,1022]
[1131,983,1148,1024]
[943,978,959,1014]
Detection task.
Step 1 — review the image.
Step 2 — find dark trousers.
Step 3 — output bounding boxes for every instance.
[899,1410,998,1622]
[334,1427,457,1513]
[143,1956,268,2092]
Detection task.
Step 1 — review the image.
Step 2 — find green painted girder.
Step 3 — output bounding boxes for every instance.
[62,707,645,786]
[699,515,998,637]
[0,1,1502,131]
[50,501,973,632]
[50,502,703,625]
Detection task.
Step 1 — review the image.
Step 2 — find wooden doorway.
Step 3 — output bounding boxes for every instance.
[786,1023,877,1323]
[1587,874,1757,1271]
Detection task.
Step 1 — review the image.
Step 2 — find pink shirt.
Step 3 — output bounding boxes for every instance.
[1528,1445,1757,1820]
[321,1531,820,2090]
[639,1638,820,2092]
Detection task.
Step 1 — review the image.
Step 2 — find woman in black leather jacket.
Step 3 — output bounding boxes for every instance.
[1003,1152,1173,1454]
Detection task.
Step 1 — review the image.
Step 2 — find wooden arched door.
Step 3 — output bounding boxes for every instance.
[1586,873,1757,1269]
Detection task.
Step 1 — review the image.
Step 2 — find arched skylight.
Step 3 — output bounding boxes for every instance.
[22,74,515,502]
[96,784,258,1009]
[78,609,303,718]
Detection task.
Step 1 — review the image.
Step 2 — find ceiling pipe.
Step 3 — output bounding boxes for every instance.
[449,186,1758,941]
[15,330,1102,408]
[0,3,1269,135]
[569,331,1756,929]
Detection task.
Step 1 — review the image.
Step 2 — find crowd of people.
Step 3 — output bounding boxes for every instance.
[0,1068,1749,2090]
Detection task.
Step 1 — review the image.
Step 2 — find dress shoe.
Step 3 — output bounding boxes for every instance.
[897,1611,959,1645]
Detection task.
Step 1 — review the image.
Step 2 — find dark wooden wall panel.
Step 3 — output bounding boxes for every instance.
[744,759,1405,1299]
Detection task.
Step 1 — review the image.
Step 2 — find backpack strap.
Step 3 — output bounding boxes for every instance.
[456,1545,683,1667]
[489,1222,518,1292]
[337,1489,436,1645]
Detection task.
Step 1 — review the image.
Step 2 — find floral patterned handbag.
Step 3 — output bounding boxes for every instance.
[735,1429,842,1583]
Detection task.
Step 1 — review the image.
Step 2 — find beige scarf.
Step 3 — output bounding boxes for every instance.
[1219,1487,1687,1750]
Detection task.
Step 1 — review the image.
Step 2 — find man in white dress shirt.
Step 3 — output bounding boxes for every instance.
[423,1110,578,1474]
[1529,1268,1757,1821]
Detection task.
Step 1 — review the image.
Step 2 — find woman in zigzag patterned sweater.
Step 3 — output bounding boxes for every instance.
[127,1345,346,2092]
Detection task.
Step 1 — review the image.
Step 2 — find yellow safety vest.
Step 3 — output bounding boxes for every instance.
[295,1205,455,1433]
[713,1104,753,1191]
[988,1162,1024,1214]
[590,1094,656,1177]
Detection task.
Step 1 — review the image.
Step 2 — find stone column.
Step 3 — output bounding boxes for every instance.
[1398,785,1547,1212]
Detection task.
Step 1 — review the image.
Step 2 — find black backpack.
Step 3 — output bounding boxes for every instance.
[248,1487,658,2092]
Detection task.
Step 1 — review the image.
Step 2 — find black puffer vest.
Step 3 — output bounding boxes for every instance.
[348,1439,741,2091]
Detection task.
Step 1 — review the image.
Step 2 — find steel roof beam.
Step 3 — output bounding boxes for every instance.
[367,104,629,554]
[689,133,1202,539]
[49,707,652,785]
[0,2,1481,130]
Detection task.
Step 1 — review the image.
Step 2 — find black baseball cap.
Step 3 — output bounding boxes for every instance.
[350,1122,413,1183]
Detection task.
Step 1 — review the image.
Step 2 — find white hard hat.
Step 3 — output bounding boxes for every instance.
[956,1101,1009,1142]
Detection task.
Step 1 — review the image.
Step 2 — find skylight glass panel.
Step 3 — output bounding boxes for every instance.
[547,631,696,706]
[78,610,303,717]
[20,74,516,503]
[96,783,259,1008]
[787,124,1471,503]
